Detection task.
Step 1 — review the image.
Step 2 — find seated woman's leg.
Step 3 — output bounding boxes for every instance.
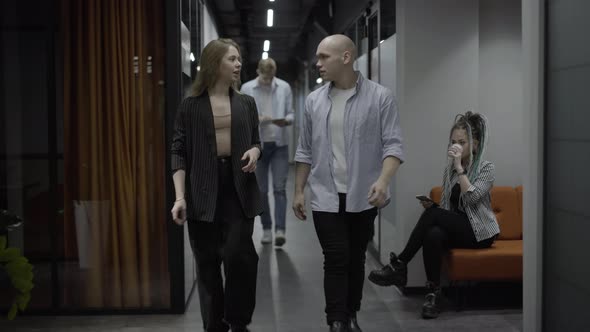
[397,207,442,263]
[369,208,466,287]
[368,207,442,287]
[422,226,449,285]
[420,214,482,320]
[421,226,448,319]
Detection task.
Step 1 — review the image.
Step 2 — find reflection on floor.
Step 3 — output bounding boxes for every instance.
[3,167,522,331]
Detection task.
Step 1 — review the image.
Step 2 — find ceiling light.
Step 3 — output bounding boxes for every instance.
[269,0,275,2]
[196,66,201,71]
[263,40,270,52]
[267,9,274,27]
[262,52,269,60]
[190,52,196,62]
[316,78,323,84]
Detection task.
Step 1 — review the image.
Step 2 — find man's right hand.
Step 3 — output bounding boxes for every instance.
[292,192,307,221]
[171,199,187,225]
[259,115,273,124]
[420,201,434,209]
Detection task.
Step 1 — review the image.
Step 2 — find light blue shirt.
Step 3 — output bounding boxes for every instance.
[241,77,294,146]
[294,72,405,213]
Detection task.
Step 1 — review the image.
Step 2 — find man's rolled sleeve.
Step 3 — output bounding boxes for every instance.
[285,86,295,124]
[294,98,313,165]
[380,91,405,163]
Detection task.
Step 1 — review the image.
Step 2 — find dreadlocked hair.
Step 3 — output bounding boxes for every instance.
[448,111,489,183]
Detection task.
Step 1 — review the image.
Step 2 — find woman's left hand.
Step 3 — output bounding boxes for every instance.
[241,148,260,173]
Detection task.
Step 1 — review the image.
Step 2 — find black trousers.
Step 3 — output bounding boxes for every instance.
[398,207,495,285]
[187,157,258,332]
[312,194,378,324]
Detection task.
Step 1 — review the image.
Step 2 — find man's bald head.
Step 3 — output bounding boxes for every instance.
[315,34,358,84]
[318,34,358,62]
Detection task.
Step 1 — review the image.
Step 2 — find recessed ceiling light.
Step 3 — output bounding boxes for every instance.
[267,9,274,27]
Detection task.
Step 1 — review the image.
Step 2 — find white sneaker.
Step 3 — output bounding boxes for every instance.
[275,230,286,247]
[261,230,272,244]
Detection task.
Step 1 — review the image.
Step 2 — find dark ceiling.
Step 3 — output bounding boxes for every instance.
[205,0,328,80]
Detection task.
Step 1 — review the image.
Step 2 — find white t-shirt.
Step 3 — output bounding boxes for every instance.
[329,87,356,193]
[258,84,276,142]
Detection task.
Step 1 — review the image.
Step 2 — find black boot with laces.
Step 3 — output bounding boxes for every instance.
[421,282,442,319]
[368,252,407,287]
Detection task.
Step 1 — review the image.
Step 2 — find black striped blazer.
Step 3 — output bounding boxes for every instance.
[171,90,263,222]
[440,160,500,241]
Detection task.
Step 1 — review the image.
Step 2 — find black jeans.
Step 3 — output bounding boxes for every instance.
[398,207,495,285]
[187,157,258,331]
[312,194,378,324]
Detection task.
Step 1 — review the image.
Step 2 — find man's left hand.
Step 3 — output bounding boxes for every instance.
[368,180,388,208]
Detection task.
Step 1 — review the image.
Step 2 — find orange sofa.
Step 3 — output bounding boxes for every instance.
[430,186,523,283]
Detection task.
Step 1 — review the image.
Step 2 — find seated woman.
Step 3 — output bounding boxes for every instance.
[368,111,500,319]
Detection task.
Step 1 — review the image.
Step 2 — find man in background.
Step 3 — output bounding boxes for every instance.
[242,58,294,247]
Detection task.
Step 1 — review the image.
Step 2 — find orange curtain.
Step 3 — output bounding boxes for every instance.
[61,0,169,308]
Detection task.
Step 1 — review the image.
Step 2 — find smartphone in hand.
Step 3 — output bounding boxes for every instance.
[415,195,434,203]
[271,118,288,127]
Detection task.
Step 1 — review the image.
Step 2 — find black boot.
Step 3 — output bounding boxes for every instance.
[421,282,442,319]
[368,252,407,287]
[349,312,362,332]
[329,321,349,332]
[230,326,250,332]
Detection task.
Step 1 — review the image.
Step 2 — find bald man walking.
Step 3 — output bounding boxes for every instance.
[293,35,404,331]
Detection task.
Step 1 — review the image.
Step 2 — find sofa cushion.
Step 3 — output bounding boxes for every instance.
[490,187,521,240]
[516,185,523,230]
[430,187,443,205]
[447,240,523,281]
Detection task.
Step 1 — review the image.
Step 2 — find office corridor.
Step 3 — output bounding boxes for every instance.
[4,168,522,332]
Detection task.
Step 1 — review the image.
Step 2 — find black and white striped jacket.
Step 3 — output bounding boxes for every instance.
[170,90,264,222]
[440,160,500,241]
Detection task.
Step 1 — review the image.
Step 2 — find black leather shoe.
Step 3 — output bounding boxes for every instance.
[421,282,442,319]
[368,252,407,287]
[349,312,362,332]
[230,326,250,332]
[330,321,349,332]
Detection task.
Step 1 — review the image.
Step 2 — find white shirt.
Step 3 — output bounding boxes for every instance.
[295,73,406,213]
[330,87,356,193]
[257,84,276,142]
[241,77,294,146]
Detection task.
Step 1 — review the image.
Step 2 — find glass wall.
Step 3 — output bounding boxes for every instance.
[1,25,56,310]
[1,0,173,312]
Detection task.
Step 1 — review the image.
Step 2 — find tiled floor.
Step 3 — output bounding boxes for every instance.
[3,167,522,331]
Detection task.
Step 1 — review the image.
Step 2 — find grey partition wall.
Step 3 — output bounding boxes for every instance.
[543,0,590,330]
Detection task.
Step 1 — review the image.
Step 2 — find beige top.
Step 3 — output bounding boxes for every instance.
[213,111,231,157]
